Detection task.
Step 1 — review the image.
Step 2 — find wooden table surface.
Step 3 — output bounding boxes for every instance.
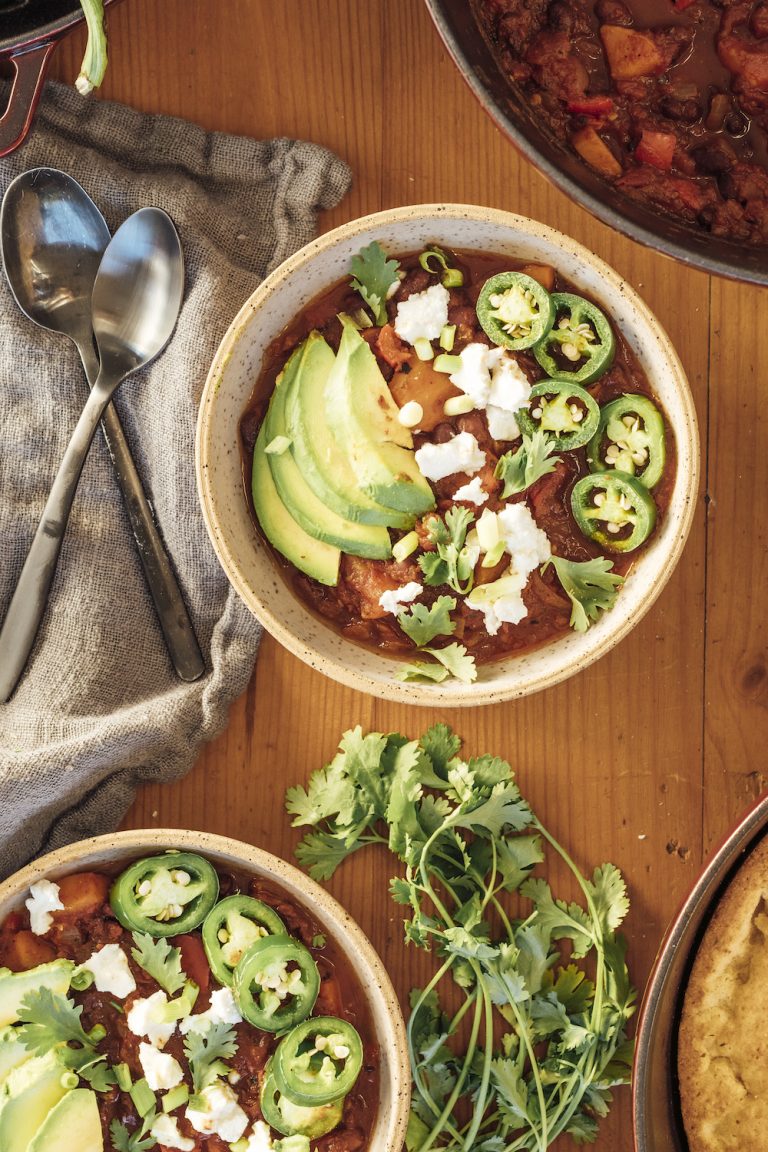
[51,3,768,1148]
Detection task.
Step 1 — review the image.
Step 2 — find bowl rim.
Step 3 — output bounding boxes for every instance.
[631,790,768,1151]
[196,202,700,706]
[422,0,768,288]
[0,828,411,1152]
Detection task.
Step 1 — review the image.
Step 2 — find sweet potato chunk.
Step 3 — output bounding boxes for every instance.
[600,25,665,78]
[571,126,623,177]
[518,264,556,292]
[7,930,57,970]
[389,359,461,432]
[56,871,110,914]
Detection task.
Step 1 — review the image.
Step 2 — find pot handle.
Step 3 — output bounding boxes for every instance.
[0,41,58,158]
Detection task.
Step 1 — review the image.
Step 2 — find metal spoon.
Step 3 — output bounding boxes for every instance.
[0,207,185,702]
[0,167,204,684]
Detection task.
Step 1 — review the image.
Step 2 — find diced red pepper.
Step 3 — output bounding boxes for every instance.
[673,0,696,10]
[173,933,210,992]
[567,95,615,118]
[635,130,676,170]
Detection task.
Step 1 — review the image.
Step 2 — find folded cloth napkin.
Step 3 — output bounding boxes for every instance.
[0,80,352,880]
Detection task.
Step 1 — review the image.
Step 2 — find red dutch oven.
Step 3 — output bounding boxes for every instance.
[0,0,113,157]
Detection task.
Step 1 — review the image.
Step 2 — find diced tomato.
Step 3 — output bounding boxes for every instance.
[55,872,110,915]
[635,130,676,170]
[673,0,697,10]
[375,324,411,369]
[173,933,210,991]
[567,95,615,118]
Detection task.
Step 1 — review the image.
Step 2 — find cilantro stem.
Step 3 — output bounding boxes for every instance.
[460,971,494,1151]
[408,958,466,1148]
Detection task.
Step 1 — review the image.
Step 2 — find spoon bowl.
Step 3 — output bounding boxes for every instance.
[0,206,185,702]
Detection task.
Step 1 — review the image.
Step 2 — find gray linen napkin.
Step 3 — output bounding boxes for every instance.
[0,81,352,879]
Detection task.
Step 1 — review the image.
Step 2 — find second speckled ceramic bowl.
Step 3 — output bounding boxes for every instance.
[0,828,410,1152]
[196,204,699,706]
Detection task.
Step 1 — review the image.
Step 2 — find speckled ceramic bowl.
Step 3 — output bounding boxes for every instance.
[196,204,699,705]
[0,829,410,1152]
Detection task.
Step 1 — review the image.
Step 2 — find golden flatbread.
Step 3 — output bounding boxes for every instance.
[678,833,768,1152]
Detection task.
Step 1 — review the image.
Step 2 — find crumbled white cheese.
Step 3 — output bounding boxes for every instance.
[150,1114,195,1152]
[447,342,531,437]
[486,405,521,442]
[239,1121,275,1152]
[127,989,176,1048]
[466,570,529,634]
[452,476,488,505]
[415,431,486,482]
[25,880,64,935]
[378,581,423,615]
[497,504,552,575]
[82,944,136,998]
[394,283,450,346]
[179,987,242,1035]
[186,1083,249,1143]
[465,505,551,635]
[139,1041,184,1092]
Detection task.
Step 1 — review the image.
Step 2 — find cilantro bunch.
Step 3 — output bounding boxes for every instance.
[286,724,635,1151]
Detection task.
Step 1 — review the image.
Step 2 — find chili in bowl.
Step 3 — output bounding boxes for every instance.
[0,830,409,1152]
[196,204,699,706]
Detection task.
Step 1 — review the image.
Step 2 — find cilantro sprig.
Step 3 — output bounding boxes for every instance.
[286,724,636,1152]
[350,242,401,326]
[496,430,561,498]
[394,595,477,685]
[109,1118,156,1152]
[183,1020,239,1093]
[17,987,115,1090]
[131,932,187,996]
[419,507,477,595]
[545,555,624,632]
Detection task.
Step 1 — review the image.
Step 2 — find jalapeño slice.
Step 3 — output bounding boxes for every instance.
[533,292,615,384]
[517,380,600,450]
[202,895,286,987]
[260,1063,344,1139]
[587,394,666,489]
[273,1016,363,1106]
[233,934,319,1032]
[476,271,555,350]
[571,470,656,553]
[110,852,219,937]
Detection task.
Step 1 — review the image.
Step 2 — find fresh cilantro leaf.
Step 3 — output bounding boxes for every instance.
[397,595,457,647]
[495,429,561,497]
[419,508,477,594]
[17,987,94,1056]
[545,554,624,632]
[522,876,594,958]
[550,964,594,1015]
[183,1020,238,1093]
[109,1118,156,1152]
[419,723,462,778]
[131,933,186,996]
[350,241,400,326]
[294,829,366,880]
[455,781,533,836]
[78,1054,117,1091]
[285,753,357,826]
[587,863,630,935]
[396,660,450,684]
[421,642,477,684]
[385,741,424,855]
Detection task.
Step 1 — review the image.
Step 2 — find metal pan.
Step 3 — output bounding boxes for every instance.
[0,0,111,157]
[424,0,768,287]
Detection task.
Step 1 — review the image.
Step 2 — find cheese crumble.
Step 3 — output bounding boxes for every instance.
[378,582,423,615]
[415,431,486,482]
[25,880,64,935]
[394,283,450,346]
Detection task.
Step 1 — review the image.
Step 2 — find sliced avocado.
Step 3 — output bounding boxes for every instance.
[283,333,414,530]
[264,355,391,559]
[277,1092,344,1139]
[28,1087,102,1152]
[336,314,414,448]
[0,959,74,1027]
[0,1026,32,1087]
[252,420,341,586]
[0,1051,71,1152]
[325,322,435,515]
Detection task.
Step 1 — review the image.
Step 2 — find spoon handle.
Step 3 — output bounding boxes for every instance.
[78,338,205,684]
[0,378,120,701]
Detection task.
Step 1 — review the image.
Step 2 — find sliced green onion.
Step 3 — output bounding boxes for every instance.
[162,1084,190,1113]
[70,968,94,991]
[60,1070,80,1090]
[434,353,462,374]
[481,540,507,568]
[414,337,434,361]
[130,1078,156,1119]
[443,394,475,417]
[88,1024,106,1044]
[265,435,291,456]
[114,1063,133,1092]
[419,246,464,287]
[439,324,456,352]
[354,308,373,329]
[392,531,420,563]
